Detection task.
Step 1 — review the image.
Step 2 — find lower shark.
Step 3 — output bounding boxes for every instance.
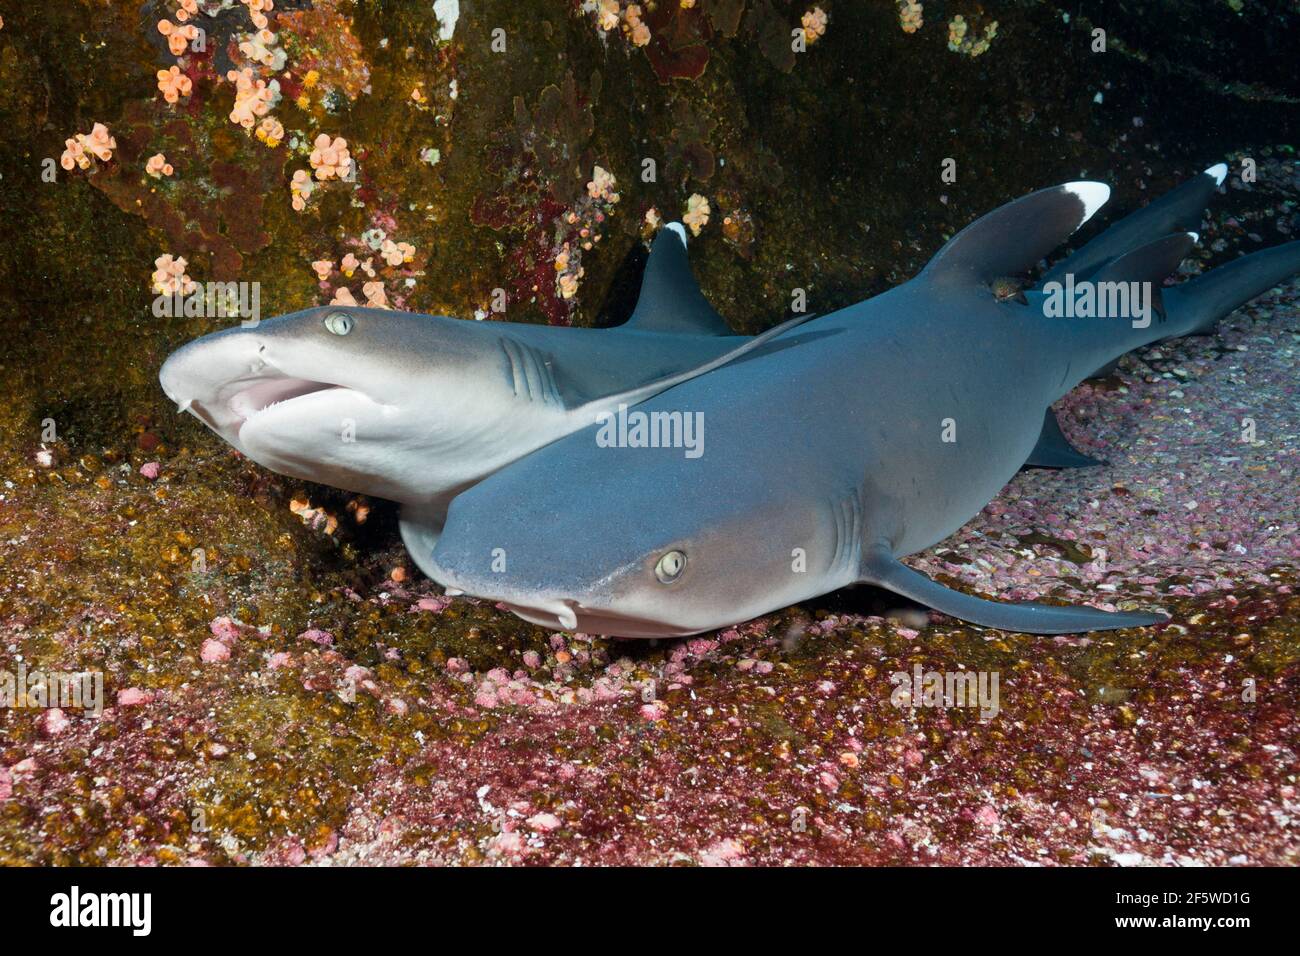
[159,224,809,571]
[425,165,1300,636]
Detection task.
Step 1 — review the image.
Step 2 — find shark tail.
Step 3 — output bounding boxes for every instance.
[1042,163,1226,283]
[1163,240,1300,337]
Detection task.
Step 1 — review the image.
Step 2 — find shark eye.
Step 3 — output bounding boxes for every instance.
[323,311,354,336]
[655,550,686,584]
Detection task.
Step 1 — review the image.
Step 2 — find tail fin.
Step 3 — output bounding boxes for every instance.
[1164,241,1300,335]
[1042,164,1226,284]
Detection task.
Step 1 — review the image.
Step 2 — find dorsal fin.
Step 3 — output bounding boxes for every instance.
[575,310,814,422]
[1088,231,1197,322]
[922,182,1110,285]
[1042,164,1225,284]
[622,223,734,336]
[1090,232,1196,287]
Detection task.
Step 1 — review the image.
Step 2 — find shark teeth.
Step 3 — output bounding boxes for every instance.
[175,399,194,414]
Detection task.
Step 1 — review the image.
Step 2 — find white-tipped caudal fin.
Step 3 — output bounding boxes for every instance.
[922,182,1110,285]
[1042,163,1226,284]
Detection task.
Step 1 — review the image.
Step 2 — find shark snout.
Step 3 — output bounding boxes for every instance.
[424,552,584,630]
[160,330,267,407]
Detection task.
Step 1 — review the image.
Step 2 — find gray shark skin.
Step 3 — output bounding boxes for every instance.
[427,166,1300,637]
[159,224,809,570]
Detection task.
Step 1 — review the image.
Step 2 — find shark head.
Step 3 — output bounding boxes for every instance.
[427,438,845,638]
[159,305,538,503]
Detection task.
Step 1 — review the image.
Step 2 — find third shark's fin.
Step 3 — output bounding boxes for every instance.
[1024,408,1105,469]
[622,223,734,337]
[922,182,1110,285]
[574,309,816,422]
[859,545,1168,635]
[1042,164,1226,283]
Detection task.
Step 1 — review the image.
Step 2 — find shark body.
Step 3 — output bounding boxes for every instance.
[425,166,1300,637]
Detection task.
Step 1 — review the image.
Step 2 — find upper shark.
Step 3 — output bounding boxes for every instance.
[159,224,809,567]
[424,165,1300,636]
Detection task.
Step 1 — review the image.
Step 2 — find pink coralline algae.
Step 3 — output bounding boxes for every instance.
[116,688,153,707]
[297,628,335,647]
[138,461,161,480]
[39,709,72,738]
[60,123,116,172]
[200,638,232,663]
[699,838,747,867]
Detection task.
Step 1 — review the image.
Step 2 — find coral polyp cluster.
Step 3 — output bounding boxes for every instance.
[59,123,116,172]
[947,14,999,58]
[898,0,924,34]
[226,67,280,129]
[312,219,422,311]
[151,253,196,295]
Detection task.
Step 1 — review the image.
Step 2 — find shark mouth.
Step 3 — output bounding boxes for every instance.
[229,377,343,427]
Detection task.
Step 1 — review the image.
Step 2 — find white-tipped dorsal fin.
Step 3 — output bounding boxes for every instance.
[622,222,735,337]
[922,182,1110,284]
[1205,163,1228,187]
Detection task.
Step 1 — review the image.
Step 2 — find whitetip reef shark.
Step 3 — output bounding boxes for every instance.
[425,165,1300,636]
[159,224,810,570]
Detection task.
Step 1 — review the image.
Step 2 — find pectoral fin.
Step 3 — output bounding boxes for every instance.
[575,309,815,421]
[399,503,449,582]
[859,545,1167,634]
